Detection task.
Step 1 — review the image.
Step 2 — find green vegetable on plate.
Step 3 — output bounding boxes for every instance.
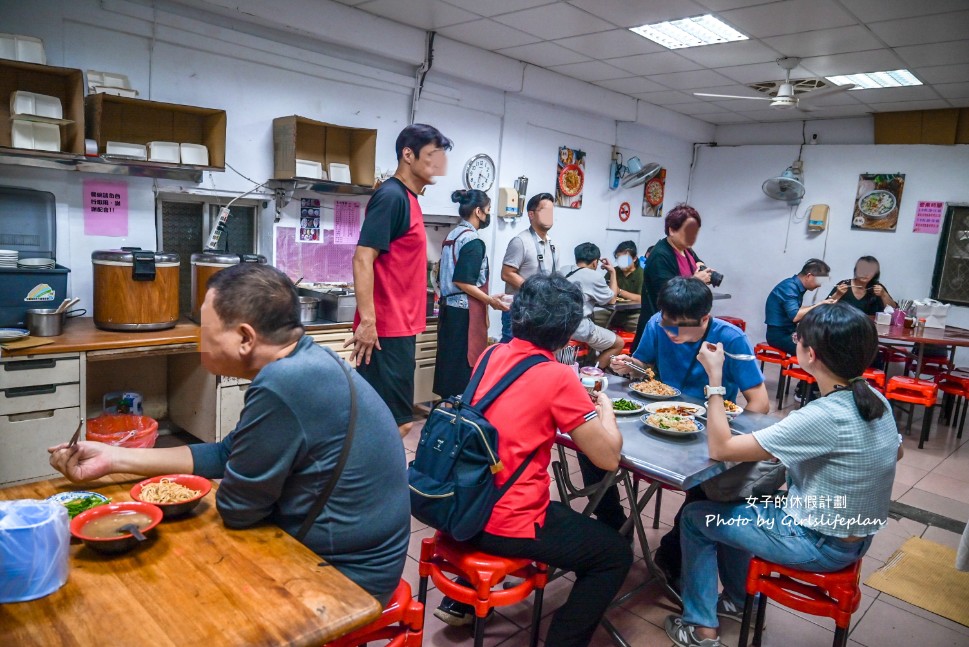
[612,398,640,411]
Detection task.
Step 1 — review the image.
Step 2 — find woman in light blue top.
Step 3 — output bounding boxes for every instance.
[666,303,901,647]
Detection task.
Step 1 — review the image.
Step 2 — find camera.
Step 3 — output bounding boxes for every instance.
[698,264,724,288]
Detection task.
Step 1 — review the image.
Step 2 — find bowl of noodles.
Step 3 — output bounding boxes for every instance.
[857,190,896,219]
[558,164,584,197]
[130,474,211,518]
[641,413,703,437]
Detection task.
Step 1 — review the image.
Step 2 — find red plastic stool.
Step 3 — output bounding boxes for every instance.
[755,343,792,405]
[878,345,912,379]
[911,354,954,379]
[935,370,969,440]
[739,558,863,647]
[886,376,939,449]
[613,329,636,355]
[862,368,886,392]
[325,579,423,647]
[780,364,816,409]
[717,316,746,331]
[418,532,547,647]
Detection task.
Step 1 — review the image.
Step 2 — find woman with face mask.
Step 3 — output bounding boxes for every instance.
[593,240,642,333]
[434,190,509,398]
[828,256,898,315]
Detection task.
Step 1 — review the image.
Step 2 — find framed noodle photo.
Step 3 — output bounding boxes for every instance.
[642,167,666,218]
[556,146,586,209]
[851,173,905,232]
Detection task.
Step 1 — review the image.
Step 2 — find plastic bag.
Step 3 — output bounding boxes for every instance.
[0,500,69,603]
[86,414,158,448]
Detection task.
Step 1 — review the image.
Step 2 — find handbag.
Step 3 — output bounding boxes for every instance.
[701,459,787,502]
[294,347,357,543]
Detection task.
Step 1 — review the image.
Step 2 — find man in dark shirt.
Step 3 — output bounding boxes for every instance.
[348,124,452,437]
[764,258,833,355]
[49,264,410,605]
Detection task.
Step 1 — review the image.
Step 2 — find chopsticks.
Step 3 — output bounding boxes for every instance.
[67,420,83,448]
[623,360,650,376]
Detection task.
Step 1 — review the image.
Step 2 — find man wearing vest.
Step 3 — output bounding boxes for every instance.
[499,192,559,342]
[347,124,452,438]
[563,242,626,370]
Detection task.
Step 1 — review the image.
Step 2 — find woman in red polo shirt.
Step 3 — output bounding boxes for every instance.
[434,273,631,647]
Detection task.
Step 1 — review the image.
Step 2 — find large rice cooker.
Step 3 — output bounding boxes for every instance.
[92,249,180,331]
[190,252,267,322]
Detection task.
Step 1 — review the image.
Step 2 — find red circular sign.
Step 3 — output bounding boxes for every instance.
[618,201,631,222]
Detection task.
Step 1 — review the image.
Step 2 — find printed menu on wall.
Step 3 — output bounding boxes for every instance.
[913,201,944,234]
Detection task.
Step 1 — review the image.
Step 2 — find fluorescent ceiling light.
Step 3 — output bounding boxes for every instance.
[826,70,922,89]
[629,14,748,49]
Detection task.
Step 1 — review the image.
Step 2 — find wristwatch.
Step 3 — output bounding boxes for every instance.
[704,385,727,398]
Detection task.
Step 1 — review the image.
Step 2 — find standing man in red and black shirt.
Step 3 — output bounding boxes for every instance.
[347,124,452,438]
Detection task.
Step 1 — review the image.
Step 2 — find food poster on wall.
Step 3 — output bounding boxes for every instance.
[851,173,905,232]
[556,146,585,209]
[913,201,944,234]
[298,198,322,242]
[642,167,666,218]
[83,179,128,236]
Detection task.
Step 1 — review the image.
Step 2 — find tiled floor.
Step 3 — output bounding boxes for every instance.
[402,370,969,646]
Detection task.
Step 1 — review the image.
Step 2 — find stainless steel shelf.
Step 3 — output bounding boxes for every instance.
[0,147,224,182]
[268,178,375,195]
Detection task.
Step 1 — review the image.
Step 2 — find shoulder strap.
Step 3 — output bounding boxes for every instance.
[496,446,540,498]
[565,267,581,278]
[460,344,501,403]
[295,346,357,543]
[473,354,550,412]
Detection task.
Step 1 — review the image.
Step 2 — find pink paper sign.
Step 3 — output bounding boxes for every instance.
[913,201,943,234]
[83,180,128,236]
[334,200,361,244]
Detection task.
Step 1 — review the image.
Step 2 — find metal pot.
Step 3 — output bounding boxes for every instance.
[298,296,319,323]
[25,308,84,337]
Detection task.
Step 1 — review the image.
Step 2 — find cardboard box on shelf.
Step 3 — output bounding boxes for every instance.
[273,115,376,186]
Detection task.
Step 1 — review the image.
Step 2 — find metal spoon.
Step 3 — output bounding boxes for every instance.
[117,523,147,541]
[704,343,755,361]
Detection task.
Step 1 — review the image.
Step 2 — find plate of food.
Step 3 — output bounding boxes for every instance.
[48,491,110,518]
[558,163,584,197]
[703,399,743,418]
[858,190,896,219]
[629,379,681,400]
[641,412,704,437]
[0,328,30,341]
[611,397,646,415]
[645,177,664,206]
[643,401,706,418]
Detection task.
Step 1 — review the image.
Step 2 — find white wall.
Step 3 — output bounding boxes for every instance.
[688,143,969,358]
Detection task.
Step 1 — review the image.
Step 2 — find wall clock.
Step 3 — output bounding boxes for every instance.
[463,154,495,192]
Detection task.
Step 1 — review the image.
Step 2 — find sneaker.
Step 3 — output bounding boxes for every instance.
[665,616,721,647]
[433,597,475,627]
[717,593,762,626]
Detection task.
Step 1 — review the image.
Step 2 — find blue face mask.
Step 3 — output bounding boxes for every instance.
[616,254,633,269]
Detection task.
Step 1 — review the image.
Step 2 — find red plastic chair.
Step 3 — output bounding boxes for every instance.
[325,579,423,647]
[935,370,969,440]
[911,354,954,379]
[862,368,886,393]
[418,532,547,647]
[755,343,792,405]
[885,376,939,449]
[717,316,746,331]
[613,329,636,355]
[739,558,863,647]
[780,364,816,409]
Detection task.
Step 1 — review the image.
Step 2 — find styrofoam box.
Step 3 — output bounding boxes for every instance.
[295,159,323,179]
[87,70,132,90]
[106,141,148,160]
[0,33,46,64]
[11,120,60,152]
[328,162,351,184]
[10,91,63,120]
[92,86,138,98]
[148,141,180,163]
[180,143,209,166]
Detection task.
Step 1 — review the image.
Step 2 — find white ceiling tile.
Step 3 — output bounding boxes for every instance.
[496,41,591,67]
[555,30,665,59]
[711,97,775,111]
[492,3,614,40]
[934,82,969,100]
[695,0,775,10]
[438,19,541,50]
[566,0,708,29]
[895,41,969,68]
[633,90,698,105]
[762,26,884,58]
[796,90,865,108]
[648,69,736,90]
[675,39,782,68]
[673,101,737,115]
[868,11,969,47]
[947,98,969,107]
[355,0,478,29]
[866,99,955,112]
[548,60,632,82]
[595,76,670,94]
[914,63,969,85]
[697,112,754,123]
[604,51,702,76]
[838,0,969,21]
[715,61,802,84]
[330,0,370,5]
[443,0,556,18]
[799,50,908,77]
[728,109,811,121]
[692,84,767,99]
[719,0,856,38]
[849,85,943,104]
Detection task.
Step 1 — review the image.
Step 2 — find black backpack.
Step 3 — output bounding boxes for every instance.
[407,345,548,541]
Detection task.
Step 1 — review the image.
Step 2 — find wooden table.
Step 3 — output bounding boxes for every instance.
[0,475,381,646]
[875,322,969,375]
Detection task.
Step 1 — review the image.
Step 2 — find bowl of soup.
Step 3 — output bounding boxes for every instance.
[70,501,163,554]
[130,474,211,518]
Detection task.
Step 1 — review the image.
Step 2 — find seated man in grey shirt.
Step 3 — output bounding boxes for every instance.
[49,263,410,605]
[563,242,625,369]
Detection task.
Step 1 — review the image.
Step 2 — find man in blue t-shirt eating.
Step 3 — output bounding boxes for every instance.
[603,277,769,590]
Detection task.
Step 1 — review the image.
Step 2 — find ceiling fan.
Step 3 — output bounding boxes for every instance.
[694,57,855,111]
